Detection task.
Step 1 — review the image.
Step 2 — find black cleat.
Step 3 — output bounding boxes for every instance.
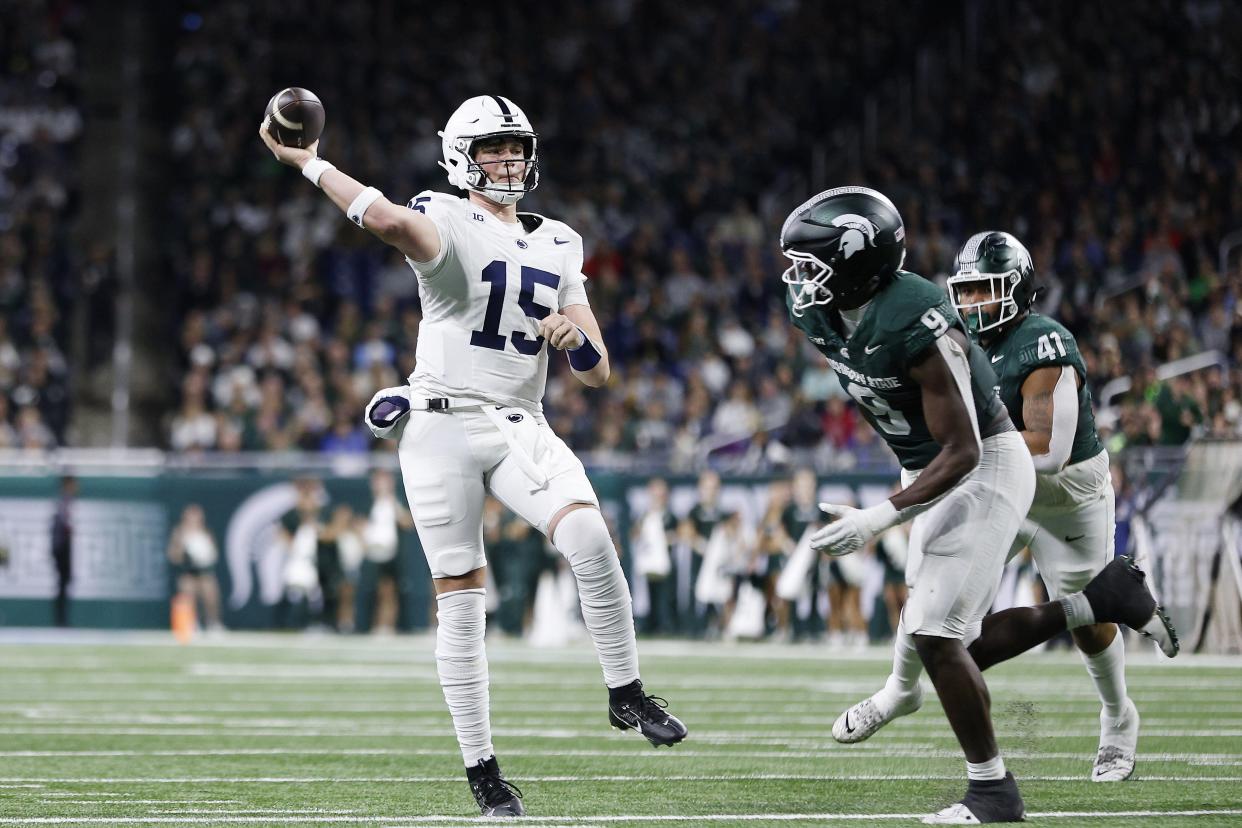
[923,772,1026,824]
[608,679,688,748]
[467,756,525,817]
[1084,556,1154,629]
[1082,556,1179,656]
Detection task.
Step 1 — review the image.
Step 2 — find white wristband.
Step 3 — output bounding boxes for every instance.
[347,187,384,228]
[301,158,335,187]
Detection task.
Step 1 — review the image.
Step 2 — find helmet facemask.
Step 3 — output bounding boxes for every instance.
[782,250,836,317]
[439,131,539,206]
[948,269,1022,334]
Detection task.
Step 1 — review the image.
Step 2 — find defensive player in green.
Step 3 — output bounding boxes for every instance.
[953,231,1179,779]
[831,230,1180,786]
[782,187,1173,824]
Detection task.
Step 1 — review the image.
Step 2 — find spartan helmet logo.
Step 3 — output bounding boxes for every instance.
[832,214,879,259]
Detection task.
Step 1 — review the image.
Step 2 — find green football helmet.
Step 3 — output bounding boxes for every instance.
[780,186,906,315]
[948,231,1036,335]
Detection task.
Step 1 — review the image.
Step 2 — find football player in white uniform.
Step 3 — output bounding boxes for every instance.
[261,95,686,818]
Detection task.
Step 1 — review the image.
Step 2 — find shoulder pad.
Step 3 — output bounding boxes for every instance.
[875,272,951,334]
[516,212,545,233]
[406,190,466,212]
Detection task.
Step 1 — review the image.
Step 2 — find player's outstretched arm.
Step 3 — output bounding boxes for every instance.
[893,329,984,512]
[259,121,440,263]
[539,304,610,387]
[1019,365,1077,472]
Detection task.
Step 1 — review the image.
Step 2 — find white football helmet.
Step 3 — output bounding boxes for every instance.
[438,95,539,205]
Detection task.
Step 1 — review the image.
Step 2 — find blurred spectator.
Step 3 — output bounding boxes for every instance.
[153,0,1240,476]
[0,2,84,447]
[679,470,724,636]
[630,478,677,635]
[277,478,325,629]
[320,503,361,632]
[780,468,829,641]
[356,468,413,634]
[757,480,792,639]
[485,496,553,636]
[49,475,76,626]
[166,504,223,632]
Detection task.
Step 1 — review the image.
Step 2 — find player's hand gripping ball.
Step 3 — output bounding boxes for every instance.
[263,87,325,148]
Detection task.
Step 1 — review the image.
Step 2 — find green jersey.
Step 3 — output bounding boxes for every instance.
[982,313,1104,467]
[789,271,1008,470]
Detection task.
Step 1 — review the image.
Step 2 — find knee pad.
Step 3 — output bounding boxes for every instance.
[554,509,625,589]
[435,588,486,659]
[554,507,631,613]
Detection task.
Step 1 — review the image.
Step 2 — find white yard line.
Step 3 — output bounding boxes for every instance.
[3,773,1241,784]
[0,726,1239,743]
[5,747,1242,762]
[2,808,1242,824]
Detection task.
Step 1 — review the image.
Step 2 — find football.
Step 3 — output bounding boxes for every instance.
[264,87,325,148]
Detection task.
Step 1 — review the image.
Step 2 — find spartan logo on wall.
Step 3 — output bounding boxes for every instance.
[831,214,878,259]
[225,482,302,609]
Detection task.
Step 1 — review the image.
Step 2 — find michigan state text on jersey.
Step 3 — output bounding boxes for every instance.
[788,270,1011,469]
[779,186,1175,824]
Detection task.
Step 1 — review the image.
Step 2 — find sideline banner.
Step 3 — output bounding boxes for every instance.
[0,469,899,629]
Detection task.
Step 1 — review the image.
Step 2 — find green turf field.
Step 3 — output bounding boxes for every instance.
[0,632,1239,827]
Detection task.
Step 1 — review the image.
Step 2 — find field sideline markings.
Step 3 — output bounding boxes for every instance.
[3,748,1242,762]
[4,773,1242,784]
[1,808,1242,824]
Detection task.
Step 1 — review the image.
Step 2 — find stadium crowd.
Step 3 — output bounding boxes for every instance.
[0,0,83,450]
[158,0,1242,471]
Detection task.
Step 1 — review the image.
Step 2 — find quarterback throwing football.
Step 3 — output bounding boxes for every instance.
[261,95,686,818]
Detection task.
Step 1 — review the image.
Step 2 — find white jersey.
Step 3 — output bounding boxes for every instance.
[403,191,590,412]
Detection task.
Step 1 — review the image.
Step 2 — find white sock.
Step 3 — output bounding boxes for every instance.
[1082,629,1129,721]
[880,614,924,704]
[435,588,493,766]
[1060,591,1096,630]
[966,755,1006,781]
[553,508,640,688]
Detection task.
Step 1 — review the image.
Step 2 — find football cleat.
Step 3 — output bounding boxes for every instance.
[1138,604,1180,658]
[1093,698,1139,782]
[832,683,924,743]
[466,756,525,817]
[607,679,687,748]
[1082,556,1179,656]
[923,773,1026,824]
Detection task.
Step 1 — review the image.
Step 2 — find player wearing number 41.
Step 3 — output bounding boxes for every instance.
[832,231,1181,792]
[781,187,1177,824]
[259,95,686,819]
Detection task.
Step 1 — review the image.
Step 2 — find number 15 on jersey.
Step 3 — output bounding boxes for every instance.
[471,259,561,356]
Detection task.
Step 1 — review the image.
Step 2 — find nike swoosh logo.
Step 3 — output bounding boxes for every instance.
[554,238,570,245]
[991,354,1004,363]
[844,712,856,733]
[1065,534,1086,543]
[864,345,882,354]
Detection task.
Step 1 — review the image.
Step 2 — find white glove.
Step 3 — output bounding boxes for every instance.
[363,385,412,440]
[810,500,900,557]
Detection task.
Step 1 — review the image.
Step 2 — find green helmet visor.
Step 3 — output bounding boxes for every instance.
[948,269,1021,334]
